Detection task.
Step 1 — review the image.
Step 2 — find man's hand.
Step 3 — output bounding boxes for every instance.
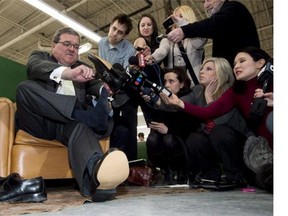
[62,65,95,82]
[167,28,185,44]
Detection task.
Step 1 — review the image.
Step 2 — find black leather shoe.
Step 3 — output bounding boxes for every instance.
[90,148,129,202]
[0,173,47,203]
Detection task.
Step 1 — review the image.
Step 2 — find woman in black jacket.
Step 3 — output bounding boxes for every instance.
[143,67,199,185]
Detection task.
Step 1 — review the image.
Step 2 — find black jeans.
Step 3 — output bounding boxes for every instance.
[111,98,138,161]
[146,130,187,171]
[186,125,247,181]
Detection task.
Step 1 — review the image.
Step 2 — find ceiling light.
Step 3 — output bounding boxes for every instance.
[79,42,92,54]
[23,0,102,43]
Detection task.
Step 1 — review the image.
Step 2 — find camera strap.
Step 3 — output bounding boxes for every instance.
[177,41,199,85]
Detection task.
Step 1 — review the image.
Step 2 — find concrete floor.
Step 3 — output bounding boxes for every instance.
[28,189,273,216]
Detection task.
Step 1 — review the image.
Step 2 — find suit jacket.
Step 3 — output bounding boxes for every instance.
[27,50,103,107]
[181,0,260,66]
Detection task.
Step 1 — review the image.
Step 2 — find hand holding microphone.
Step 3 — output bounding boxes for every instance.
[134,46,152,67]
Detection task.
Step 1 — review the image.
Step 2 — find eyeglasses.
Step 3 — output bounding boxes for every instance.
[57,41,80,50]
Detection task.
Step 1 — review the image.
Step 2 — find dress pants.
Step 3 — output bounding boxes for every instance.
[15,80,104,196]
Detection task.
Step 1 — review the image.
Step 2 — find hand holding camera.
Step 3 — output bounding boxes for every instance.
[249,58,273,122]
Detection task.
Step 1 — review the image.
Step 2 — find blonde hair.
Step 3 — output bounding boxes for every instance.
[173,5,197,23]
[201,57,235,100]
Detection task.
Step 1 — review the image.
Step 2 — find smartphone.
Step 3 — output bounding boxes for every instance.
[163,17,174,30]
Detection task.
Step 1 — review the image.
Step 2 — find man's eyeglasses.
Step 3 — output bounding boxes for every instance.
[57,41,80,50]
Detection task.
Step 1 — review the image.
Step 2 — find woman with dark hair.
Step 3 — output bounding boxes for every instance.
[160,47,273,192]
[144,67,199,185]
[133,14,163,85]
[133,14,165,128]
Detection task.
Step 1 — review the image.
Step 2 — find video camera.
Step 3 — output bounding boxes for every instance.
[249,58,273,122]
[88,54,171,98]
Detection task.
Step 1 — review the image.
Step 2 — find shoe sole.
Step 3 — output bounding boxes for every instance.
[92,150,129,202]
[96,150,129,189]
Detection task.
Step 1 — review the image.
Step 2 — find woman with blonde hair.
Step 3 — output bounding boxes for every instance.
[178,57,251,190]
[147,5,207,87]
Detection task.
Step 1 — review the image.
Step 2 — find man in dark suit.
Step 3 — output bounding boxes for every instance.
[15,27,129,202]
[167,0,260,67]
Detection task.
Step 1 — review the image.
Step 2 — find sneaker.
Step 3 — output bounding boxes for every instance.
[243,136,273,174]
[190,175,219,190]
[190,175,237,191]
[189,170,221,190]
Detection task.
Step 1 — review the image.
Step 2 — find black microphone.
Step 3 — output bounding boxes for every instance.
[128,56,138,66]
[112,63,124,71]
[129,54,146,68]
[111,63,130,83]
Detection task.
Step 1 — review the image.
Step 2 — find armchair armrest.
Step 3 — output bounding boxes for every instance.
[0,97,15,176]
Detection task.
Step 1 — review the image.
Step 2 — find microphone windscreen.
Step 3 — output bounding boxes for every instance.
[111,63,129,80]
[112,63,125,71]
[128,56,139,66]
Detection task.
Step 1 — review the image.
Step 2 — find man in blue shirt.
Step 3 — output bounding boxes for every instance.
[98,14,138,161]
[98,14,135,68]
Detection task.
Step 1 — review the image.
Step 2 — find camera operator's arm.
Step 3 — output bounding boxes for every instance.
[166,15,185,44]
[147,38,171,65]
[254,88,273,107]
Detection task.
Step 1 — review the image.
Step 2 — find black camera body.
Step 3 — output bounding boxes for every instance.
[249,58,273,122]
[163,17,174,30]
[257,58,273,93]
[88,54,172,98]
